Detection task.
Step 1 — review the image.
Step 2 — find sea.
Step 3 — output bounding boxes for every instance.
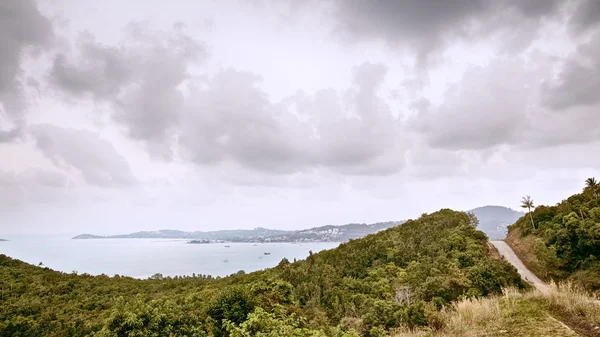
[0,238,339,279]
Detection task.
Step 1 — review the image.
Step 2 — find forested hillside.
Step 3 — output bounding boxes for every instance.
[0,209,522,337]
[506,178,600,291]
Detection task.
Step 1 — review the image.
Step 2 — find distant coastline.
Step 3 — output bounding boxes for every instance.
[72,221,404,243]
[72,205,525,243]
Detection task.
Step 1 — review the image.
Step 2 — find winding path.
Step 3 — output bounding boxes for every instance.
[490,240,549,293]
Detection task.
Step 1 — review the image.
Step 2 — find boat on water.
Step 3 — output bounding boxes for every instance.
[223,259,228,263]
[224,245,231,247]
[264,252,271,255]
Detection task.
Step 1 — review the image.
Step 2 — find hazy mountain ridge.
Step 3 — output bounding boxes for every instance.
[72,227,291,241]
[72,222,404,242]
[265,221,404,242]
[469,205,525,240]
[72,206,520,242]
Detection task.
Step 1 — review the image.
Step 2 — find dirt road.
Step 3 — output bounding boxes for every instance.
[490,240,549,293]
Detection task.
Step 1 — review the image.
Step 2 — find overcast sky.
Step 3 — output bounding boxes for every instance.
[1,0,599,236]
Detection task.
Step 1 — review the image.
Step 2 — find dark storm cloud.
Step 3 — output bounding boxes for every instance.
[510,0,563,17]
[327,0,489,63]
[412,48,600,152]
[29,124,138,187]
[50,23,206,160]
[317,0,563,62]
[51,34,133,99]
[569,0,600,34]
[0,0,53,142]
[541,30,600,111]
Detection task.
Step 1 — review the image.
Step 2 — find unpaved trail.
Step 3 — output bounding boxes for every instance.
[490,241,596,336]
[490,240,549,294]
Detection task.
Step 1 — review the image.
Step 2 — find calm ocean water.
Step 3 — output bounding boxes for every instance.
[0,238,339,278]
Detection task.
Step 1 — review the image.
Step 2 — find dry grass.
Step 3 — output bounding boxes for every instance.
[393,285,588,337]
[442,294,504,333]
[529,281,600,335]
[393,296,507,337]
[535,281,600,321]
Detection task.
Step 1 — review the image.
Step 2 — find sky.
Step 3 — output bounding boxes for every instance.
[1,0,599,236]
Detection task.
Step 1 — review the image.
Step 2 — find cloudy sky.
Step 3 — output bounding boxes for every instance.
[1,0,599,236]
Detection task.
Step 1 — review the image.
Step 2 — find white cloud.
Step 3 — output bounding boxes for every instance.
[1,0,599,235]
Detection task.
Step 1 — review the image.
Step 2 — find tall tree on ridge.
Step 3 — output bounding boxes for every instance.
[585,177,598,197]
[521,195,535,229]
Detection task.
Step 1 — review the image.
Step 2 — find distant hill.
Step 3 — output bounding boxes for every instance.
[468,205,524,239]
[73,227,291,241]
[72,221,404,242]
[72,234,103,239]
[265,221,404,242]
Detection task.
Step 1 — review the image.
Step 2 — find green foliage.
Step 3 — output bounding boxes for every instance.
[0,209,522,336]
[509,178,600,290]
[207,286,255,337]
[225,305,326,337]
[101,296,205,337]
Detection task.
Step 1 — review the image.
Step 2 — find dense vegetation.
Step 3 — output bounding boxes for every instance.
[1,209,522,337]
[506,178,600,291]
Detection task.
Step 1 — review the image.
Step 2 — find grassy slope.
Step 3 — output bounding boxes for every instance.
[395,283,600,337]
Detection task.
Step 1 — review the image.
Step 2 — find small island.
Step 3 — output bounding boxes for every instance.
[72,234,105,239]
[0,239,7,242]
[187,239,210,244]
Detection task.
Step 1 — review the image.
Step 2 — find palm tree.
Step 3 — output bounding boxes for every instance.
[586,177,598,197]
[521,195,535,229]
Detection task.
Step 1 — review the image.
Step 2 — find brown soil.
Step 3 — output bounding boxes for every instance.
[505,226,549,282]
[550,305,600,337]
[487,241,501,260]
